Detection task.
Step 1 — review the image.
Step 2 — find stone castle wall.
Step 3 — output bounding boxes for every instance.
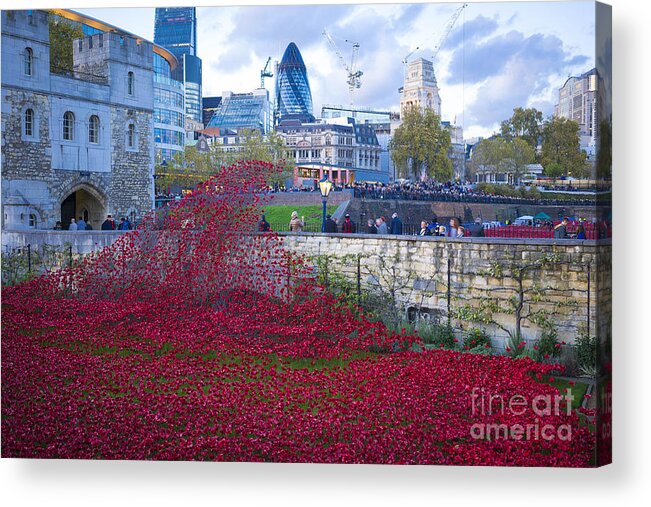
[1,10,154,230]
[1,229,612,346]
[280,232,612,346]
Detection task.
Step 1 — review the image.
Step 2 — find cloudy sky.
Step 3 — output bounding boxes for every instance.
[71,0,597,139]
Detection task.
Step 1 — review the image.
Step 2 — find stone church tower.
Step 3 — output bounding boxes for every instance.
[399,58,442,118]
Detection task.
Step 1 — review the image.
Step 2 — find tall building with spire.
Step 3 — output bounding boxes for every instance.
[399,58,441,117]
[275,42,314,124]
[154,7,202,124]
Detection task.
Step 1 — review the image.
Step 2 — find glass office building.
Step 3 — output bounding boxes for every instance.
[153,53,185,162]
[202,96,222,126]
[206,89,271,134]
[275,42,314,124]
[154,7,202,124]
[183,54,202,124]
[153,7,196,81]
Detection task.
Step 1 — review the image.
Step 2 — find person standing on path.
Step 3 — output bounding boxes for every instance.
[390,212,403,235]
[289,211,304,232]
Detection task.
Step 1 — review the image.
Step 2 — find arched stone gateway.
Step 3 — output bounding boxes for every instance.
[59,185,107,230]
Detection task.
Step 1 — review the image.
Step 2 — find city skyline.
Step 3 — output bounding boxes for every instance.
[41,1,597,140]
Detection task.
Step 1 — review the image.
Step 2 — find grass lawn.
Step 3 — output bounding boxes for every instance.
[259,205,339,230]
[544,376,590,410]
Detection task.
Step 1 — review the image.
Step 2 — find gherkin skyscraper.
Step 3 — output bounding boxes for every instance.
[275,42,314,124]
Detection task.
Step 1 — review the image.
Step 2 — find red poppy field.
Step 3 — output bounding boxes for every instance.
[1,161,596,466]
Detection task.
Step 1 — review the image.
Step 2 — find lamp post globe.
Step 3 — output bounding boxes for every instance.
[319,176,333,233]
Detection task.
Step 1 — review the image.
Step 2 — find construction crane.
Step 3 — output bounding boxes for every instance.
[322,28,363,107]
[260,57,273,89]
[402,3,468,71]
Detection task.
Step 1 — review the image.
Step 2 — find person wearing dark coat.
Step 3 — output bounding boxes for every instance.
[389,212,403,235]
[341,214,355,233]
[101,215,115,231]
[366,219,377,234]
[325,214,338,233]
[258,214,271,232]
[467,218,485,237]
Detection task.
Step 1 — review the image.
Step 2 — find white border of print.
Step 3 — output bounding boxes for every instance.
[0,1,647,506]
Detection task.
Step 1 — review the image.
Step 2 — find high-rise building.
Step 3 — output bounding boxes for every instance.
[275,42,314,124]
[154,7,202,124]
[202,96,222,126]
[554,68,603,160]
[399,58,441,117]
[154,7,196,81]
[206,89,271,134]
[153,52,185,162]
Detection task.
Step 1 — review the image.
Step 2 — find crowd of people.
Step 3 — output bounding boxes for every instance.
[156,178,605,208]
[351,181,601,206]
[259,211,488,238]
[54,214,133,231]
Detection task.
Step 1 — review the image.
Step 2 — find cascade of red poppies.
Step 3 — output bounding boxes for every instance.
[1,160,597,465]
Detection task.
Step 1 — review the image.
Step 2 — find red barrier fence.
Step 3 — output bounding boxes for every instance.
[481,222,610,240]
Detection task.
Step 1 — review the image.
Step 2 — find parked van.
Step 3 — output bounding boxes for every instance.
[513,215,534,226]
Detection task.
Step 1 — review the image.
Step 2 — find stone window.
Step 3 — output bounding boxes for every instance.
[24,108,34,137]
[63,111,75,141]
[127,72,135,96]
[88,115,100,143]
[24,47,33,76]
[127,123,136,149]
[29,214,37,228]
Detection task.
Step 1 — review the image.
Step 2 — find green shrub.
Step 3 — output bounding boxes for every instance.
[505,334,528,358]
[575,330,597,377]
[527,186,542,200]
[429,323,457,350]
[534,328,561,360]
[463,328,492,350]
[467,345,493,356]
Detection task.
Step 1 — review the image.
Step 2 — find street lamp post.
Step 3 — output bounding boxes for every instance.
[319,175,333,233]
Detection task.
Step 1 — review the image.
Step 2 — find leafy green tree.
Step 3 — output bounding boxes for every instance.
[155,130,296,193]
[596,119,612,180]
[155,145,232,193]
[500,107,543,152]
[543,162,565,178]
[540,117,586,177]
[469,137,509,181]
[469,137,534,185]
[48,14,84,74]
[389,107,452,181]
[235,130,295,186]
[504,138,536,185]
